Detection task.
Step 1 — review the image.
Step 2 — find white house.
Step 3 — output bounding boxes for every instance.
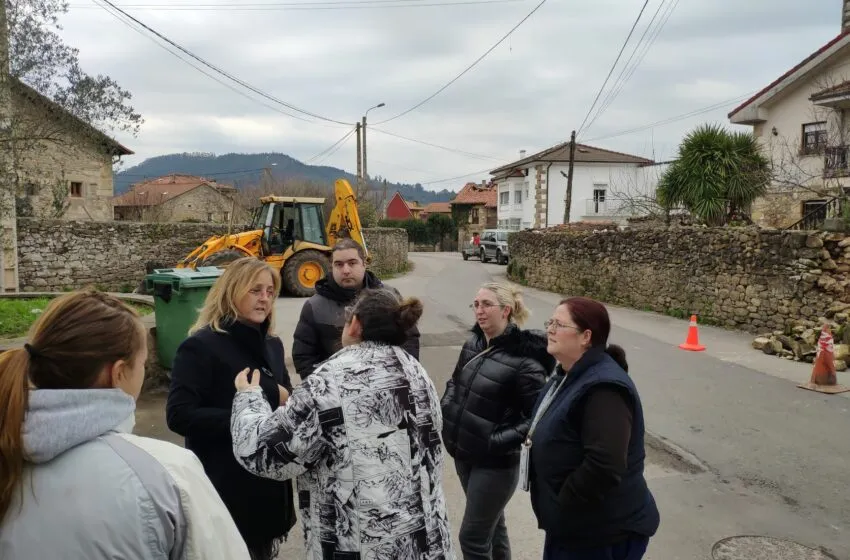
[728,0,850,228]
[489,143,663,229]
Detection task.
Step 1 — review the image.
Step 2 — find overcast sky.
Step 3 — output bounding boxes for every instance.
[61,0,843,190]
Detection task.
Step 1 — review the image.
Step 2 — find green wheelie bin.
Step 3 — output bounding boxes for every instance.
[145,266,224,369]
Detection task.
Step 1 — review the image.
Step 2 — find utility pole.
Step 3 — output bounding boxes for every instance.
[564,130,576,225]
[361,115,368,200]
[382,178,388,219]
[0,0,18,292]
[355,121,362,195]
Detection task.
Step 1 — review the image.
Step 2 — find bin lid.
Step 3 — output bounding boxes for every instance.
[145,266,224,289]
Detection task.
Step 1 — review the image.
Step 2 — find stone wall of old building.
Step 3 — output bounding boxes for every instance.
[12,86,119,222]
[16,219,408,292]
[508,226,850,333]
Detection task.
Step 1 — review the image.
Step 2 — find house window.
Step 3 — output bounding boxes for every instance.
[207,212,213,222]
[514,190,522,204]
[69,182,82,197]
[24,182,37,196]
[500,192,510,206]
[802,122,827,155]
[224,211,231,222]
[471,207,480,222]
[593,187,607,214]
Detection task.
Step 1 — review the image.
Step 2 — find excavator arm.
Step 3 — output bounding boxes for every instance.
[326,178,369,259]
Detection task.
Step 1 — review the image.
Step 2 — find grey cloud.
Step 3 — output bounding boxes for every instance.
[57,0,847,189]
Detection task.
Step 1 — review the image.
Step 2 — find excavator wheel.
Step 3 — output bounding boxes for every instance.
[199,249,247,268]
[282,250,329,297]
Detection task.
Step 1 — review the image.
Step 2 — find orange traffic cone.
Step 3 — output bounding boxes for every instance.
[798,324,850,394]
[679,315,706,352]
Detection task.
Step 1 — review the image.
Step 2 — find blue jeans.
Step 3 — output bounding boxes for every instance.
[542,535,650,560]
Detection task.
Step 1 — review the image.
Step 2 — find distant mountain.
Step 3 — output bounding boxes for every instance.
[113,152,456,205]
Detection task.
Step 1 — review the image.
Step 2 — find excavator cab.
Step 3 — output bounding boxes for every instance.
[253,197,328,254]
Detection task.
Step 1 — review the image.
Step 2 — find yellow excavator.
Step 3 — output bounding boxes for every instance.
[175,178,367,297]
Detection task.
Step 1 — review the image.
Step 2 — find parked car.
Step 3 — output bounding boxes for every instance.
[479,229,511,265]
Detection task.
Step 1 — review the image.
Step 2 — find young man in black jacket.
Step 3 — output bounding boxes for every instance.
[292,239,420,379]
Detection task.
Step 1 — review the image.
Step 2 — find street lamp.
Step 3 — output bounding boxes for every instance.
[361,102,385,193]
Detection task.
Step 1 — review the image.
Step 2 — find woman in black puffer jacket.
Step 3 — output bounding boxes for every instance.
[441,282,553,560]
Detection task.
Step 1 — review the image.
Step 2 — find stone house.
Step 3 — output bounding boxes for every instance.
[11,79,134,222]
[113,174,248,224]
[729,1,850,229]
[2,78,133,293]
[489,145,659,230]
[450,181,497,246]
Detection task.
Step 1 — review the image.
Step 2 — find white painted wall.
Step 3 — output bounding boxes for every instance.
[496,176,531,229]
[544,162,662,226]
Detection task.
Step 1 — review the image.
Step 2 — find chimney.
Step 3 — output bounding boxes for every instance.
[844,0,850,31]
[520,149,527,159]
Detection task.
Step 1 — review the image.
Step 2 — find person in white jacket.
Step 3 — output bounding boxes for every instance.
[0,289,250,560]
[231,288,455,560]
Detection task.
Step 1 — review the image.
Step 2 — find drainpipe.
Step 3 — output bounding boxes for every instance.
[545,163,553,228]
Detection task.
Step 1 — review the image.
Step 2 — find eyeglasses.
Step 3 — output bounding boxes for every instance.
[470,301,502,311]
[544,319,582,332]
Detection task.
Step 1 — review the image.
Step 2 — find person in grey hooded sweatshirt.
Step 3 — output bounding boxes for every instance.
[0,289,250,560]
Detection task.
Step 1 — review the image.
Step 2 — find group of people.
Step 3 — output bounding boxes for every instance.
[0,238,660,560]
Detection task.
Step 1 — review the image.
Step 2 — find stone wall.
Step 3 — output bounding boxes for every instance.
[17,219,408,291]
[17,219,230,291]
[363,227,408,275]
[508,226,850,333]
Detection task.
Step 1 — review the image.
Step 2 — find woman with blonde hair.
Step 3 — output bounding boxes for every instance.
[441,282,553,560]
[0,289,250,559]
[167,257,295,560]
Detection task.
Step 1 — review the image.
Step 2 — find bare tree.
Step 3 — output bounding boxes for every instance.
[606,163,675,220]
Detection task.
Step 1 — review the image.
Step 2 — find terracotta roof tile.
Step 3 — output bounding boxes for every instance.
[113,174,233,207]
[451,182,497,208]
[422,202,452,214]
[490,143,653,175]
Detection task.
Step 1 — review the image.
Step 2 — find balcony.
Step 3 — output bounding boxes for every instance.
[584,199,615,216]
[825,145,850,178]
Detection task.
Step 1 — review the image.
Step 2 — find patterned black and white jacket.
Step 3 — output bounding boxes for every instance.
[231,341,455,560]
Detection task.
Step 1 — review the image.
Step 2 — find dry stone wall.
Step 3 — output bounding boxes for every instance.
[17,219,408,292]
[507,227,850,335]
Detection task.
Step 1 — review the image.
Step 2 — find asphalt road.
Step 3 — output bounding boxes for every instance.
[136,252,850,560]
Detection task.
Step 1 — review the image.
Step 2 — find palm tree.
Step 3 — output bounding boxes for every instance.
[658,124,771,225]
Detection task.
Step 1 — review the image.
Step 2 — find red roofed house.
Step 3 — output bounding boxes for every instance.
[729,1,850,228]
[449,181,497,247]
[112,174,246,223]
[420,201,452,221]
[383,191,424,220]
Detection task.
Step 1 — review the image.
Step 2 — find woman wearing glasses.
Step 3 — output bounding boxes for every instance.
[441,282,553,560]
[526,297,659,560]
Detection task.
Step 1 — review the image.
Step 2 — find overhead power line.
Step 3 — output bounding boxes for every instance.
[582,91,758,143]
[74,0,522,10]
[418,166,503,185]
[369,127,503,162]
[583,0,679,134]
[307,127,357,165]
[373,0,549,125]
[94,0,352,126]
[576,0,651,138]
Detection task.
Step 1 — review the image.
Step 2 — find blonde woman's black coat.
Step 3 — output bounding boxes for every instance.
[165,319,296,549]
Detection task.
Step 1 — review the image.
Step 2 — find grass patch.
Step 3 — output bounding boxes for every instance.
[0,297,152,339]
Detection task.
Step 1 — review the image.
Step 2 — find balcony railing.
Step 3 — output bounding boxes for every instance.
[825,145,850,178]
[585,199,613,216]
[785,196,841,231]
